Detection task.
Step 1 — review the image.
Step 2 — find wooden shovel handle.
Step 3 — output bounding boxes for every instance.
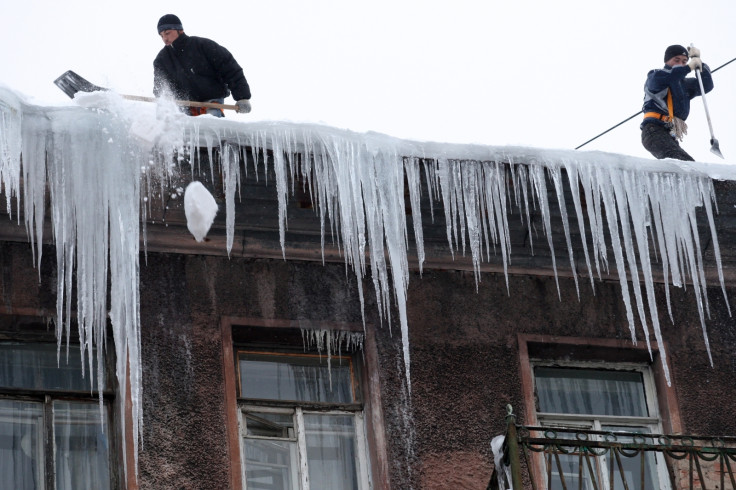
[120,94,238,111]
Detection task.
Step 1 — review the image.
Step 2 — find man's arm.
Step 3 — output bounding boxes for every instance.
[203,39,251,101]
[682,63,714,99]
[646,65,689,93]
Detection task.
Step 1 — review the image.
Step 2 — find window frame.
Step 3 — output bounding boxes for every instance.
[530,360,671,490]
[0,320,120,490]
[518,334,680,490]
[532,360,662,426]
[239,404,371,490]
[236,348,369,489]
[221,317,390,490]
[237,349,362,407]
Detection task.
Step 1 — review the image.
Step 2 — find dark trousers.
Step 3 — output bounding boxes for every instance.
[641,123,694,161]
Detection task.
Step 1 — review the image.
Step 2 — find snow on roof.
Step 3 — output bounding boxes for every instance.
[1,86,733,478]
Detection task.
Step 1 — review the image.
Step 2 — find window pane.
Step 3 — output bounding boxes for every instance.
[245,411,295,439]
[244,438,299,490]
[53,401,111,490]
[548,453,597,490]
[602,426,660,490]
[539,423,598,490]
[304,414,360,490]
[0,342,104,392]
[0,399,45,490]
[535,367,648,416]
[240,353,354,403]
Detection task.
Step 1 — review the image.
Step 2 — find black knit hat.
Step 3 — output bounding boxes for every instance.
[664,45,688,62]
[157,14,183,34]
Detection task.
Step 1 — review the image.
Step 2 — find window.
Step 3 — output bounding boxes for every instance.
[532,363,671,490]
[0,341,115,490]
[237,348,371,490]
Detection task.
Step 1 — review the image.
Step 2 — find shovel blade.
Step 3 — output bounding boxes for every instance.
[710,138,724,159]
[53,70,108,99]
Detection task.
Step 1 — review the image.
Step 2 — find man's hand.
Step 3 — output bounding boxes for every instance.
[688,46,701,58]
[236,99,252,114]
[688,57,703,72]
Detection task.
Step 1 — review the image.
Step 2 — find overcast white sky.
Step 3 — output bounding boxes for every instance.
[2,0,735,163]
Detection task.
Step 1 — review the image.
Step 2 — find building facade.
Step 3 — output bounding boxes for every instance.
[1,127,735,489]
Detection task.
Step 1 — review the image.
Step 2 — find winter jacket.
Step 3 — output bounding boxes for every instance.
[153,33,251,102]
[641,63,713,128]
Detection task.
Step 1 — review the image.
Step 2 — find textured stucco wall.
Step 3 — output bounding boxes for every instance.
[137,253,369,489]
[1,241,735,489]
[402,268,736,489]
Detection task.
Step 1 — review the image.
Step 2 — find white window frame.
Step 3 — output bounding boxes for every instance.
[236,350,371,490]
[531,360,672,490]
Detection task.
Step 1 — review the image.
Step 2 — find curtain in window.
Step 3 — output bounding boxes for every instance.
[304,414,360,490]
[0,399,44,490]
[535,367,648,416]
[53,401,111,490]
[602,425,659,490]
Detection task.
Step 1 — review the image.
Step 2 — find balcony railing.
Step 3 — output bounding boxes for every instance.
[490,405,736,490]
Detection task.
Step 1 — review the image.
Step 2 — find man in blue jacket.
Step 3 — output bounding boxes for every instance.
[154,14,251,117]
[641,44,713,161]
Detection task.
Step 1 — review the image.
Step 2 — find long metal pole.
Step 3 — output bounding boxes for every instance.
[694,67,724,157]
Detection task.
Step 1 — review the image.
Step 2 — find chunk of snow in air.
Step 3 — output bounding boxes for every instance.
[184,181,218,242]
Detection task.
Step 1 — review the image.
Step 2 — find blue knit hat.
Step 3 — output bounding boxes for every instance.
[157,14,183,34]
[664,45,688,62]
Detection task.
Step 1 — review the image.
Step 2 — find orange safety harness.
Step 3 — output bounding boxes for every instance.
[189,106,209,116]
[643,90,674,123]
[188,105,224,117]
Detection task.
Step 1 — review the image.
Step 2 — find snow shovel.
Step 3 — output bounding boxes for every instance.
[53,70,238,112]
[688,47,723,158]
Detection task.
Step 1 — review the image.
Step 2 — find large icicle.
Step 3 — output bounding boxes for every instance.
[1,91,146,480]
[0,91,733,482]
[0,89,21,217]
[301,328,365,389]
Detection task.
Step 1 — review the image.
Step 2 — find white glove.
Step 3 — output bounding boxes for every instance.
[688,46,701,58]
[688,57,703,72]
[236,99,252,114]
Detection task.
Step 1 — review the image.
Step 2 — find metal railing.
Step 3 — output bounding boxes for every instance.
[490,405,736,490]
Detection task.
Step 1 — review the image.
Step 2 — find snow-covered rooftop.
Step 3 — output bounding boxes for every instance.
[1,87,734,477]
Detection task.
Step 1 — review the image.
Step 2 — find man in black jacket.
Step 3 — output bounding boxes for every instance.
[154,14,251,117]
